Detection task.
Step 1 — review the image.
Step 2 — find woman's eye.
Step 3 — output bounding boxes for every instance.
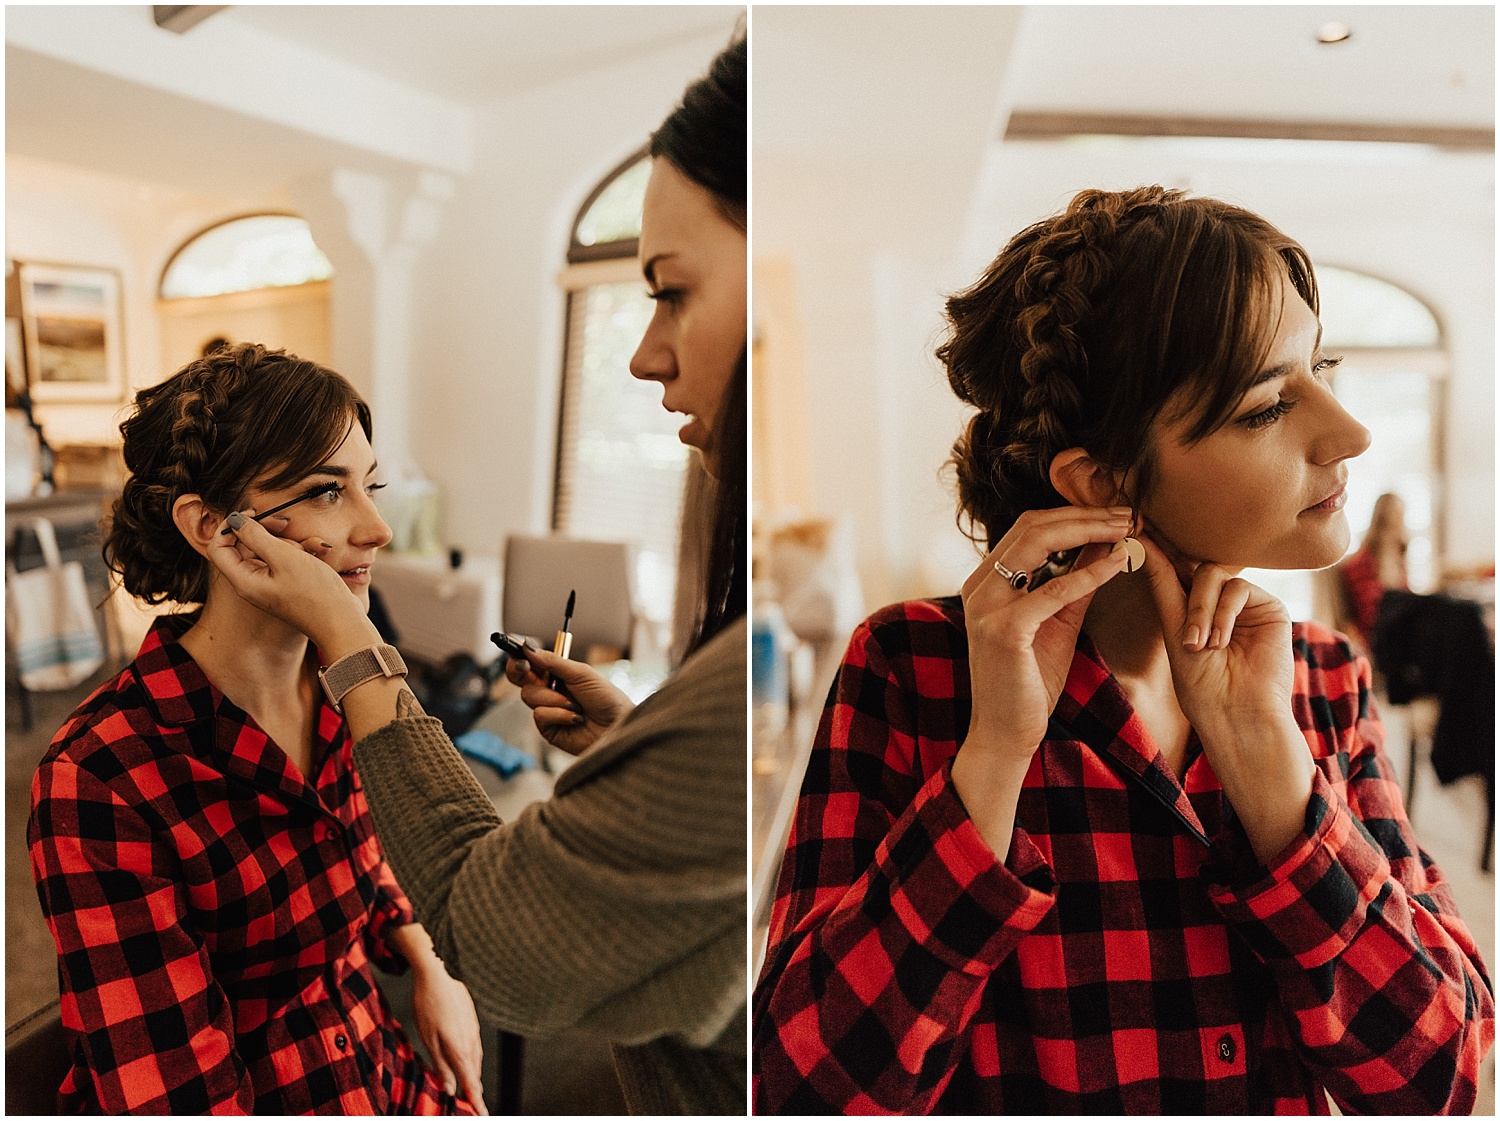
[315,484,345,504]
[646,287,682,306]
[1241,398,1295,430]
[365,482,388,497]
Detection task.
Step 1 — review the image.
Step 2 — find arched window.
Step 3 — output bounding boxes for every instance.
[160,214,333,300]
[553,152,692,644]
[1246,266,1448,621]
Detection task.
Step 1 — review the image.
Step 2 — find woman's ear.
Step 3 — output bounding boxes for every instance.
[171,494,222,559]
[1049,448,1127,509]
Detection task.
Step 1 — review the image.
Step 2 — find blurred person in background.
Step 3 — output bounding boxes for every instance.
[753,187,1492,1115]
[206,35,747,1115]
[1335,491,1411,652]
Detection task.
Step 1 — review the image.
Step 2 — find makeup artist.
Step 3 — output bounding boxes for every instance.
[207,35,747,1116]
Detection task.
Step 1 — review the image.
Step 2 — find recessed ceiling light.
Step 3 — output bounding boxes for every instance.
[1316,22,1352,45]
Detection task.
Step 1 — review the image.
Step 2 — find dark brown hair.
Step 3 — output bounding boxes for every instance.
[650,35,746,232]
[652,34,748,652]
[105,342,371,605]
[688,347,746,654]
[940,186,1317,549]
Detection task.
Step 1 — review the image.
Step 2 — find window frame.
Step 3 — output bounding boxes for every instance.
[158,211,327,300]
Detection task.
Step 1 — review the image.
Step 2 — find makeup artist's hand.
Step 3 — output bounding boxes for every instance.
[950,506,1134,860]
[504,649,633,755]
[205,511,378,653]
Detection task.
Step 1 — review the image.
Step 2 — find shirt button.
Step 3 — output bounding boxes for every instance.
[1217,1034,1236,1063]
[335,1033,348,1051]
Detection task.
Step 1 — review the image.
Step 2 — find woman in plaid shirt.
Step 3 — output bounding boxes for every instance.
[754,187,1493,1113]
[29,344,485,1114]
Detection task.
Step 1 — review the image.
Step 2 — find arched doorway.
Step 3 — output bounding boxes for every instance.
[157,214,334,372]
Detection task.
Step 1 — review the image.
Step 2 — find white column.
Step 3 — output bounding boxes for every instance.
[330,168,454,481]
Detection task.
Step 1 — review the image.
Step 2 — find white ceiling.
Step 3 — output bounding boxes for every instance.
[1008,5,1494,128]
[218,5,743,107]
[5,44,413,196]
[6,5,742,197]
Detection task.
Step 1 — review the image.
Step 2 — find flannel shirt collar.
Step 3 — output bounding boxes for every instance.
[129,613,345,808]
[1053,631,1220,845]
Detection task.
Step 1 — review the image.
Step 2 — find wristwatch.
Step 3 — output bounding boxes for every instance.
[318,643,408,712]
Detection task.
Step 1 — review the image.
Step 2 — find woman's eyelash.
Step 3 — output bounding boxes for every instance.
[1242,399,1295,430]
[646,287,681,304]
[366,482,387,495]
[1241,356,1345,429]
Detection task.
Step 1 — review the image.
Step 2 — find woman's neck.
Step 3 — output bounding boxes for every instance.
[179,581,315,713]
[1081,569,1171,686]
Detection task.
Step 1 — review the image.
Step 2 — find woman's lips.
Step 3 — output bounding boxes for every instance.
[1303,488,1347,514]
[338,566,372,587]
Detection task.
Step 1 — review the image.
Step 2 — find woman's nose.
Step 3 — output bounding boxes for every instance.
[1312,391,1372,465]
[355,493,394,549]
[628,310,673,383]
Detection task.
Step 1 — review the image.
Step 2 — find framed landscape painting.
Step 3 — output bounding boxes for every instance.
[18,262,126,402]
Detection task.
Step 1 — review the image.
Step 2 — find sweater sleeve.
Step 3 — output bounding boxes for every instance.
[752,609,1056,1114]
[1201,645,1494,1114]
[353,623,746,1049]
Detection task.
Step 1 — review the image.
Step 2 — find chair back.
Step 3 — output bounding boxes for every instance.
[503,536,634,658]
[6,997,69,1114]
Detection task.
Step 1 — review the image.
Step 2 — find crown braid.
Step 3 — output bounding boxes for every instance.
[105,343,370,606]
[941,186,1313,550]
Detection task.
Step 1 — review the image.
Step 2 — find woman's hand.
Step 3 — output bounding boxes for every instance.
[1136,532,1295,740]
[1137,531,1314,863]
[204,512,378,654]
[504,648,634,756]
[409,964,487,1113]
[951,506,1135,859]
[387,923,487,1112]
[960,506,1136,760]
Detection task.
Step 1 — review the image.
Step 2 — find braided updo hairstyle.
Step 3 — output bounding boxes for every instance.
[104,343,371,605]
[940,186,1317,550]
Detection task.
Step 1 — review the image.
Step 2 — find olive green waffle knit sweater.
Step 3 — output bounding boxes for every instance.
[353,618,747,1115]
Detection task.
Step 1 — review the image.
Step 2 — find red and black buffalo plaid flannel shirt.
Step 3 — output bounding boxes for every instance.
[754,597,1493,1114]
[29,614,473,1115]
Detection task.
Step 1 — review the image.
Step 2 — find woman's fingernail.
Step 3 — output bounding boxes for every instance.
[573,713,586,725]
[1184,625,1201,648]
[1210,628,1223,649]
[1109,506,1133,517]
[225,512,246,530]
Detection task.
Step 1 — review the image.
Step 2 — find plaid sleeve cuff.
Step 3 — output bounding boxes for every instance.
[365,878,416,973]
[1202,769,1390,968]
[872,760,1056,975]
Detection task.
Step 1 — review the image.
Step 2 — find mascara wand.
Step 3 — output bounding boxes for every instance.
[549,589,575,690]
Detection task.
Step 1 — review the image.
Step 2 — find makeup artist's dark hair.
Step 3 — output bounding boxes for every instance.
[941,185,1317,549]
[650,33,746,231]
[105,342,371,605]
[689,348,747,654]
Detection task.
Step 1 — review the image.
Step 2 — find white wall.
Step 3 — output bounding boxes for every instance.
[6,24,736,568]
[756,6,1494,605]
[403,30,733,559]
[6,154,291,446]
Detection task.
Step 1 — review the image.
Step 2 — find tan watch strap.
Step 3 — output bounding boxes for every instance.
[318,643,407,712]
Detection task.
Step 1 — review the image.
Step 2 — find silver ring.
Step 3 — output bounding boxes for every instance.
[993,559,1029,591]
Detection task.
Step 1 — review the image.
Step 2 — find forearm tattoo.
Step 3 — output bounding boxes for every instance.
[396,684,426,719]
